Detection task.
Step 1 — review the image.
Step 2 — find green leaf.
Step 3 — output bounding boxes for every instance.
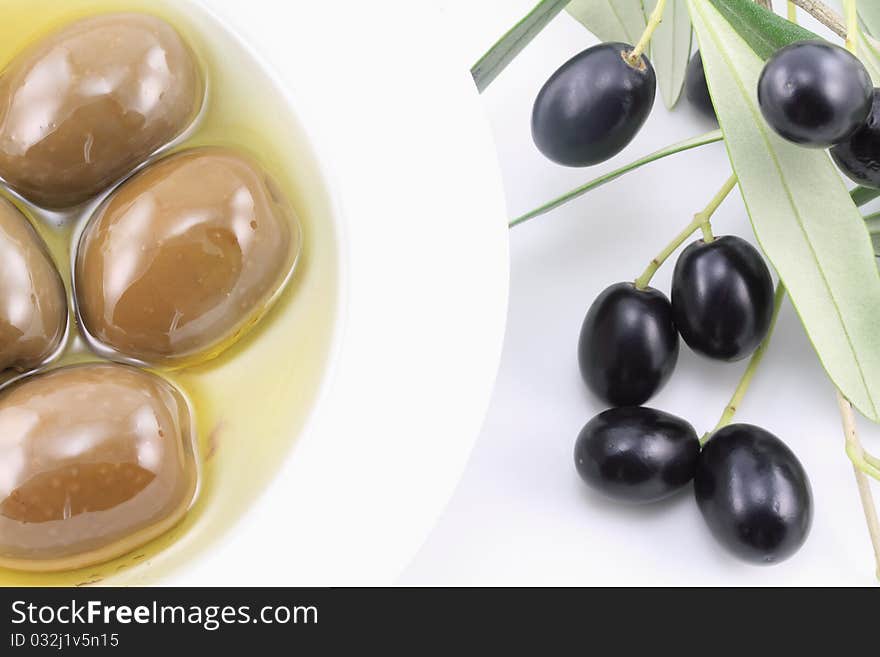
[471,0,571,94]
[651,0,693,108]
[510,129,723,227]
[706,0,818,58]
[864,212,880,256]
[687,0,880,420]
[857,29,880,85]
[566,0,647,45]
[860,5,880,40]
[853,186,880,208]
[561,1,690,109]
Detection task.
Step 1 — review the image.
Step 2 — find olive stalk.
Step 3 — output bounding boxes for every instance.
[836,391,880,579]
[788,1,798,22]
[625,0,668,67]
[633,216,710,290]
[832,0,880,581]
[700,218,715,242]
[701,283,786,446]
[788,0,846,38]
[634,173,737,290]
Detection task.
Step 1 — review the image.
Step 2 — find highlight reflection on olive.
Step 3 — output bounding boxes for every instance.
[0,363,198,572]
[74,147,301,367]
[0,197,66,373]
[0,13,204,209]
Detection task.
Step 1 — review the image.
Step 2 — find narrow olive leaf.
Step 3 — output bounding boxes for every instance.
[865,212,880,256]
[857,30,880,85]
[510,129,723,227]
[471,0,571,94]
[687,0,880,421]
[853,186,880,207]
[860,5,880,40]
[651,0,693,108]
[707,0,818,58]
[566,0,646,45]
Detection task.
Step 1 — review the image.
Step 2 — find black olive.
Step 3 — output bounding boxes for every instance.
[575,406,700,503]
[578,282,679,407]
[695,424,813,565]
[671,236,774,361]
[757,40,872,147]
[831,88,880,189]
[685,51,716,121]
[532,42,656,166]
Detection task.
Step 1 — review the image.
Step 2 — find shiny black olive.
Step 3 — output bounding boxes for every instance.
[685,51,716,121]
[695,424,813,565]
[578,282,679,406]
[831,88,880,188]
[532,42,656,167]
[575,406,700,503]
[671,236,774,362]
[757,40,872,147]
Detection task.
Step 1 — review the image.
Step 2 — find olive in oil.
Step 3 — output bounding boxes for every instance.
[0,0,340,585]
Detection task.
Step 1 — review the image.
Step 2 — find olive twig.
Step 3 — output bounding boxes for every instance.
[701,283,786,446]
[844,0,859,54]
[846,442,880,480]
[634,173,737,290]
[633,216,709,290]
[625,0,668,67]
[789,0,846,38]
[839,397,880,477]
[835,391,880,579]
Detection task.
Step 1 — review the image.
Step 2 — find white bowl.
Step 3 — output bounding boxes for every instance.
[156,0,510,585]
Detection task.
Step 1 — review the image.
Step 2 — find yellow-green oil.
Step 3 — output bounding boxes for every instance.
[0,0,340,585]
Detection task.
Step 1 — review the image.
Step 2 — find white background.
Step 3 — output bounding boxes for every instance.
[401,0,880,585]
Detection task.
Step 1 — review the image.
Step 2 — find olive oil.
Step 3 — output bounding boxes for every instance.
[0,0,340,585]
